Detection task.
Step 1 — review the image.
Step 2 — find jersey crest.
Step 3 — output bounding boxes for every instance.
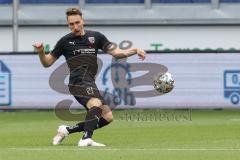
[88,37,95,44]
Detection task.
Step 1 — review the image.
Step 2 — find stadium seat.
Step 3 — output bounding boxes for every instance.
[20,0,78,4]
[220,0,240,2]
[152,0,210,3]
[86,0,144,3]
[0,0,12,4]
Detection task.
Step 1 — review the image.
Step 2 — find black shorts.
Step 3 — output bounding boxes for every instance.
[68,81,106,110]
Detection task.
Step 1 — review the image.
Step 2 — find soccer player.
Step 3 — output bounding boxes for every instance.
[33,7,146,147]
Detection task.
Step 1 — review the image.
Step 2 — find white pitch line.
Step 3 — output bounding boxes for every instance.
[229,119,240,121]
[7,148,240,151]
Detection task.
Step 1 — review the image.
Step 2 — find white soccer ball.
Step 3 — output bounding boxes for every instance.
[153,72,174,94]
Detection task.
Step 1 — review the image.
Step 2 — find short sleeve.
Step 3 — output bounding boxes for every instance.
[96,32,113,53]
[51,39,64,59]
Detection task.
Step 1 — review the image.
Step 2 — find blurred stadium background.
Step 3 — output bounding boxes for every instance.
[0,0,240,160]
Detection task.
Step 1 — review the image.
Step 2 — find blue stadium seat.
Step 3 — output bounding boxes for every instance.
[220,0,240,2]
[152,0,210,2]
[0,0,12,4]
[86,0,144,3]
[20,0,78,3]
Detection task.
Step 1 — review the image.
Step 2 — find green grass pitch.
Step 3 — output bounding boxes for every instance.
[0,109,240,160]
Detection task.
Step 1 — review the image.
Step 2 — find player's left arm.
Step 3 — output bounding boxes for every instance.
[97,31,145,60]
[107,45,146,60]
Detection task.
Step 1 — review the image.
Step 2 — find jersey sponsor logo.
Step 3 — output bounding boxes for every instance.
[73,49,96,55]
[69,41,75,45]
[88,37,95,44]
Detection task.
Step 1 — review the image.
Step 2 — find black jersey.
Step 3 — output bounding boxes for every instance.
[51,30,112,84]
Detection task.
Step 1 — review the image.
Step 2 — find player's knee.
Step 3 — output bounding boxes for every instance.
[86,98,102,108]
[102,111,113,123]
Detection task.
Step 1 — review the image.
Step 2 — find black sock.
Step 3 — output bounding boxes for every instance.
[67,121,84,134]
[67,117,110,134]
[97,117,110,128]
[82,106,102,139]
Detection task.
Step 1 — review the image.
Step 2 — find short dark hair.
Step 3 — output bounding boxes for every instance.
[66,8,82,18]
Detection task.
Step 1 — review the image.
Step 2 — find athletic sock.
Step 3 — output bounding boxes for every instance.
[67,117,110,134]
[97,117,110,128]
[82,106,102,139]
[67,122,84,134]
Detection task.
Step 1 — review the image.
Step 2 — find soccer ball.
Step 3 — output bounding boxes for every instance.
[153,72,174,94]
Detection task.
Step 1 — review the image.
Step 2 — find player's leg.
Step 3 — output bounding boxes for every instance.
[53,82,113,146]
[52,83,90,145]
[65,93,110,127]
[82,98,103,139]
[77,97,105,146]
[66,100,113,134]
[80,105,113,147]
[53,100,113,146]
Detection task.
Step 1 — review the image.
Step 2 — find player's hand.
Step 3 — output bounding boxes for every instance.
[32,42,44,53]
[136,48,146,61]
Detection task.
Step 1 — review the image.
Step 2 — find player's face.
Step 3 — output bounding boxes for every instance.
[67,15,84,36]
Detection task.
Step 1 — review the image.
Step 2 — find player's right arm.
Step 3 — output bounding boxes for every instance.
[33,42,57,68]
